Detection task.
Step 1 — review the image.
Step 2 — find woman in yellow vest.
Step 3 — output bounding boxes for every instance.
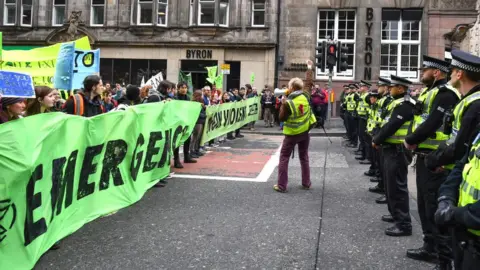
[435,132,480,269]
[273,77,317,193]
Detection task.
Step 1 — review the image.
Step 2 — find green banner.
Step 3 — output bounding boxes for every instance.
[201,97,260,145]
[0,36,91,87]
[0,101,200,270]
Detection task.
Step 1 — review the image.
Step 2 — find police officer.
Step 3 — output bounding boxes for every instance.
[370,78,394,204]
[346,84,360,148]
[434,131,480,269]
[372,75,415,237]
[341,85,351,140]
[426,50,480,173]
[355,81,372,160]
[363,89,380,169]
[403,56,461,267]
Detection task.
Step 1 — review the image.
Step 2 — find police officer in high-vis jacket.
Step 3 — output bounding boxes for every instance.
[346,84,360,148]
[369,77,393,204]
[372,75,415,237]
[355,80,372,161]
[426,50,480,173]
[341,85,351,140]
[434,132,480,269]
[403,56,461,268]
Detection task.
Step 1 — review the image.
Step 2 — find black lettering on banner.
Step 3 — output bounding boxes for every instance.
[99,140,128,191]
[51,150,78,219]
[25,62,32,68]
[366,7,373,20]
[77,144,104,200]
[82,52,94,67]
[248,103,258,116]
[74,51,82,68]
[158,130,171,168]
[171,125,183,149]
[229,108,236,125]
[130,133,145,181]
[143,132,163,173]
[364,67,372,80]
[365,52,372,65]
[223,109,230,127]
[24,165,47,246]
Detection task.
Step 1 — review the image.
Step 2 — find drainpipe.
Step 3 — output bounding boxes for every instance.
[273,0,281,88]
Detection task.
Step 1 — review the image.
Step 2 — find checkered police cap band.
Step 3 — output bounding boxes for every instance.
[424,60,449,73]
[451,59,480,73]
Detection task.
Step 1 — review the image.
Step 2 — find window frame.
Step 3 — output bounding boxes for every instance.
[90,0,106,27]
[20,0,32,26]
[380,18,422,81]
[195,0,229,27]
[251,0,265,27]
[137,0,154,26]
[52,0,66,26]
[316,9,357,80]
[4,0,17,26]
[157,0,168,27]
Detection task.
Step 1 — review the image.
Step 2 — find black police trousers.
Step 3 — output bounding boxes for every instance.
[415,154,452,262]
[357,117,367,156]
[452,232,480,270]
[347,114,358,144]
[383,145,411,229]
[379,147,391,214]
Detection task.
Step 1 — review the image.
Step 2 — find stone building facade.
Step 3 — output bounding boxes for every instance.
[278,0,477,116]
[0,0,278,90]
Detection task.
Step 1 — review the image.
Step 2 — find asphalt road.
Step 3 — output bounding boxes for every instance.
[35,135,432,270]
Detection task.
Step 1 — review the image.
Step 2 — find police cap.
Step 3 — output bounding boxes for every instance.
[359,80,372,87]
[450,49,480,74]
[420,55,450,73]
[377,77,391,86]
[390,75,412,87]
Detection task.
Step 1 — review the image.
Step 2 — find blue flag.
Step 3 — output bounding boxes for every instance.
[53,42,75,90]
[54,45,100,90]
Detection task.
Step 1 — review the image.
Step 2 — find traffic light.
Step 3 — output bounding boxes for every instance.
[337,41,349,72]
[326,43,337,71]
[315,41,326,73]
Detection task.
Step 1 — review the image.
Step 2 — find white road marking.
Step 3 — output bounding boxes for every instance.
[172,144,282,182]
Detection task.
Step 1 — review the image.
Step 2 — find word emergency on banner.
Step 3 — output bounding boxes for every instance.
[0,70,35,98]
[0,37,91,87]
[54,42,100,90]
[0,101,201,270]
[201,96,260,145]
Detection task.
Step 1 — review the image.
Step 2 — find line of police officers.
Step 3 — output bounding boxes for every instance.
[340,49,480,270]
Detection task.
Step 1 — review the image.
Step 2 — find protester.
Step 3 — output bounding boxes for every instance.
[102,91,118,112]
[173,82,197,168]
[140,85,152,103]
[119,85,142,106]
[0,97,26,124]
[26,86,56,116]
[146,80,170,103]
[51,89,66,112]
[63,75,105,117]
[261,87,275,127]
[190,90,206,158]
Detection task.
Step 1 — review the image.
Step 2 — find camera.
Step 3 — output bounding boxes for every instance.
[443,110,454,135]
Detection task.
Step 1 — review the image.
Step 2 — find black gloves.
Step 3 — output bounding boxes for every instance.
[435,196,456,226]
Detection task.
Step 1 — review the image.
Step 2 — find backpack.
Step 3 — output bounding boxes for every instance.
[72,94,105,116]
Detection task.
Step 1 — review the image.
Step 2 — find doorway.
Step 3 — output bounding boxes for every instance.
[225,61,241,91]
[180,60,218,90]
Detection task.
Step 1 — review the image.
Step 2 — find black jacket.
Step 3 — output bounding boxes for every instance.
[63,92,104,117]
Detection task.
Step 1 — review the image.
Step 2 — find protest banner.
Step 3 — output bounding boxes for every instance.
[54,42,100,90]
[0,37,91,87]
[145,72,164,90]
[0,70,35,98]
[0,101,201,270]
[201,97,260,145]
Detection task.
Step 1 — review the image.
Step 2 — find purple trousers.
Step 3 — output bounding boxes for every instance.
[277,132,311,190]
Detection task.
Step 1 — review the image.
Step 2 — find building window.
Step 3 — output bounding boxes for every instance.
[380,10,422,80]
[52,0,65,26]
[196,0,229,26]
[20,0,32,26]
[251,0,265,27]
[157,0,168,26]
[138,0,153,25]
[316,10,356,79]
[4,0,17,25]
[91,0,105,26]
[100,58,167,86]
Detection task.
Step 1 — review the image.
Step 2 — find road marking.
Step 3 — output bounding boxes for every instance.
[172,145,282,182]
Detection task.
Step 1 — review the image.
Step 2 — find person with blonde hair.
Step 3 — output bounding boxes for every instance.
[273,73,317,193]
